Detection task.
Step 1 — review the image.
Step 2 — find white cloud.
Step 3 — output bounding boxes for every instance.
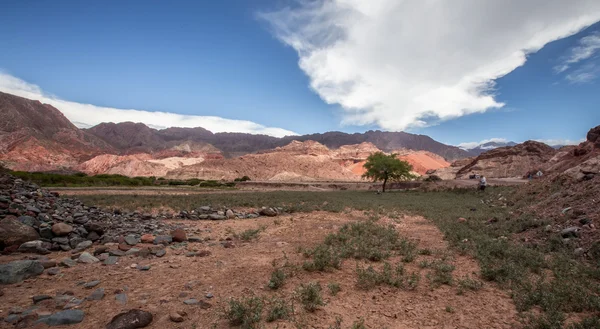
[565,62,600,83]
[554,32,600,73]
[534,138,585,146]
[0,72,297,138]
[260,0,600,131]
[457,138,509,150]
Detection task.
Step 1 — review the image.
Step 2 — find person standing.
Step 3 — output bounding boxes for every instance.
[479,175,487,191]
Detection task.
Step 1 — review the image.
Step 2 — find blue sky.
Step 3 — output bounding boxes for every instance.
[1,1,599,146]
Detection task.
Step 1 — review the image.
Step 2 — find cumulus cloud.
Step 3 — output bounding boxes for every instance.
[554,32,600,73]
[0,72,297,138]
[457,138,509,150]
[260,0,600,131]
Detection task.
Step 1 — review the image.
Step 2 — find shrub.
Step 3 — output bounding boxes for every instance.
[236,228,262,241]
[297,282,324,312]
[224,296,263,329]
[457,276,483,295]
[355,262,412,290]
[428,260,455,287]
[265,298,291,322]
[267,268,286,290]
[327,282,341,296]
[351,319,367,329]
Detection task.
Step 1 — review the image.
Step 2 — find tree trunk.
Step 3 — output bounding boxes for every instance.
[382,177,388,192]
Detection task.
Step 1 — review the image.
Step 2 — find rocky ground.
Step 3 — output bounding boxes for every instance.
[0,171,523,328]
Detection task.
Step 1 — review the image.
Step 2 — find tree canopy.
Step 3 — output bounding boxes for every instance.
[362,152,414,192]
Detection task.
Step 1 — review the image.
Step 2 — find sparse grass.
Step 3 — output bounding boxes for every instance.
[355,262,420,290]
[418,248,433,255]
[265,298,292,322]
[351,319,367,329]
[235,228,263,241]
[457,275,483,295]
[327,282,341,296]
[427,260,455,287]
[296,282,324,312]
[77,187,600,326]
[224,296,263,329]
[302,221,416,272]
[267,268,286,290]
[327,316,343,329]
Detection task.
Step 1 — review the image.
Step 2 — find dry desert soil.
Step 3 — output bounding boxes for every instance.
[0,210,519,329]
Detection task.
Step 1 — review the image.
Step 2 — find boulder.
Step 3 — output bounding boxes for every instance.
[18,240,51,255]
[170,229,187,242]
[106,309,153,329]
[153,235,172,245]
[140,234,154,244]
[259,207,278,217]
[18,215,39,228]
[36,310,85,326]
[561,227,580,238]
[51,223,73,236]
[0,260,44,284]
[78,252,99,264]
[0,216,40,248]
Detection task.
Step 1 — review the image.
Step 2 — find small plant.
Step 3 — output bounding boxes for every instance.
[296,282,324,312]
[328,282,341,296]
[266,298,291,322]
[224,296,263,329]
[236,228,262,241]
[445,305,455,313]
[356,262,409,290]
[268,268,286,290]
[457,276,483,295]
[419,260,433,268]
[302,244,341,272]
[327,316,343,329]
[351,319,367,329]
[418,248,432,255]
[406,272,421,290]
[428,260,455,287]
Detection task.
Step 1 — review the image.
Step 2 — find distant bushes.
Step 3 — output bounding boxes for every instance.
[10,171,236,188]
[234,176,251,182]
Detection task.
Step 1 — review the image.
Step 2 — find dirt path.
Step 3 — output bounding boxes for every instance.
[0,212,519,329]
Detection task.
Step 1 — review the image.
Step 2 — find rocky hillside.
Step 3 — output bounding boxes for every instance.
[428,125,600,180]
[0,92,112,171]
[454,141,557,179]
[82,141,449,181]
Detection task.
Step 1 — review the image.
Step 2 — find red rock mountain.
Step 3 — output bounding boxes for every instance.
[0,91,462,177]
[455,141,556,179]
[0,92,112,171]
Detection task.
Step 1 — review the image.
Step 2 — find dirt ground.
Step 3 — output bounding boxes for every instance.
[0,211,520,329]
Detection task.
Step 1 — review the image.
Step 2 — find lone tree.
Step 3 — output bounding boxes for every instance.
[362,152,414,192]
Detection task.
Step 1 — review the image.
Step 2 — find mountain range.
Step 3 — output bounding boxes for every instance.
[0,91,466,178]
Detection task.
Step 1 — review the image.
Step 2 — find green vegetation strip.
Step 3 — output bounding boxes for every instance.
[10,171,236,188]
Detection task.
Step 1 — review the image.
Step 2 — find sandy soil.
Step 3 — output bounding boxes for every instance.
[0,211,520,329]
